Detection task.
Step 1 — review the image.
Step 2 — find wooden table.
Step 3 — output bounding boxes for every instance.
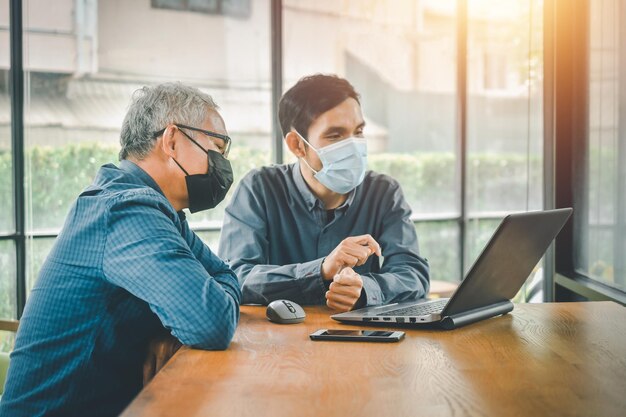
[122,302,626,417]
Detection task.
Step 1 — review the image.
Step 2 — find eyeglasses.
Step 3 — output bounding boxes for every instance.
[153,123,231,158]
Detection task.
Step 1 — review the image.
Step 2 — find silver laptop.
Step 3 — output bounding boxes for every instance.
[332,208,573,330]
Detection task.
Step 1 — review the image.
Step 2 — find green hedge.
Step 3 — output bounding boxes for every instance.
[0,144,547,230]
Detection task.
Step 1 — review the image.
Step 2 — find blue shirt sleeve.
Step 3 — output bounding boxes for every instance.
[219,175,327,305]
[102,189,241,350]
[179,216,242,303]
[360,182,430,305]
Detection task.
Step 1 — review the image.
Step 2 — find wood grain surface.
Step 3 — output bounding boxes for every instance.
[121,302,626,417]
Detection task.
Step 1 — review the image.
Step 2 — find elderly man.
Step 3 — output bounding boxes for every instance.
[0,83,241,417]
[219,74,429,312]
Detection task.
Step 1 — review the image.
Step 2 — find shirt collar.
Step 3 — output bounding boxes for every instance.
[118,160,187,221]
[291,161,356,212]
[119,159,165,196]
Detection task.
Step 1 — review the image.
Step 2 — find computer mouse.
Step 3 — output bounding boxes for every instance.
[266,299,306,324]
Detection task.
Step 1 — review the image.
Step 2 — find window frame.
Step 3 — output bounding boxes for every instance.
[547,0,626,305]
[8,0,26,318]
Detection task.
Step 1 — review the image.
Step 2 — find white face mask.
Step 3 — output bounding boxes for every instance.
[296,131,368,194]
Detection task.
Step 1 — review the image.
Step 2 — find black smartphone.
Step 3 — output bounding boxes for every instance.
[309,329,405,342]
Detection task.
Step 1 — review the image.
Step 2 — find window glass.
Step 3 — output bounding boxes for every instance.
[465,218,501,274]
[0,240,16,321]
[466,0,544,215]
[415,221,459,283]
[0,0,12,233]
[0,330,16,354]
[575,0,625,292]
[21,0,272,290]
[195,231,221,254]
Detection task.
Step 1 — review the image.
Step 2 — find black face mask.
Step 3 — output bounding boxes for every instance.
[174,150,234,213]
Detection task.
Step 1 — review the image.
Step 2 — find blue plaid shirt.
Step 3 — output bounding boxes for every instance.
[0,160,241,417]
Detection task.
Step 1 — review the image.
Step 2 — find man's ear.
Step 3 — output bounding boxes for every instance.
[285,130,306,158]
[160,124,179,158]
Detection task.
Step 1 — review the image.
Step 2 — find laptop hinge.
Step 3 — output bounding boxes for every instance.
[440,300,514,330]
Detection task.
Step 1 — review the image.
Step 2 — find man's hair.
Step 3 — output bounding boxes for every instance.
[278,74,360,138]
[119,82,218,160]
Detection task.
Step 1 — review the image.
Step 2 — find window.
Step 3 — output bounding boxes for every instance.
[574,0,625,293]
[466,0,544,300]
[3,0,554,320]
[467,0,544,217]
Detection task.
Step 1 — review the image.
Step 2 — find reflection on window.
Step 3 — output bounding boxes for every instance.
[576,0,625,292]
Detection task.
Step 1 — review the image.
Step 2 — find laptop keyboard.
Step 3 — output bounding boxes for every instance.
[378,299,448,317]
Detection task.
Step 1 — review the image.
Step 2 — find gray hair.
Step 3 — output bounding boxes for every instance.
[119,82,218,160]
